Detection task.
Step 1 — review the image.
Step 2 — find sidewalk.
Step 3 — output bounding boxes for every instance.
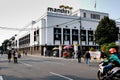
[27,54,99,66]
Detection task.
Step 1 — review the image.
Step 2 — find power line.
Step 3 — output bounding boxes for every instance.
[17,13,47,35]
[0,26,21,31]
[39,17,80,29]
[0,26,34,31]
[0,16,80,36]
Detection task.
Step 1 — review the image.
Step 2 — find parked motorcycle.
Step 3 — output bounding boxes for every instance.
[97,61,120,80]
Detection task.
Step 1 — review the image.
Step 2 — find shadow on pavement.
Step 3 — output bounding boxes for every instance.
[38,75,97,80]
[3,74,97,80]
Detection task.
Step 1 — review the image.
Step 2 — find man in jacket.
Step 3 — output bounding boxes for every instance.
[103,48,120,74]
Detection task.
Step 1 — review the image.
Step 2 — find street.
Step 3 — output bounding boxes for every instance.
[0,54,99,80]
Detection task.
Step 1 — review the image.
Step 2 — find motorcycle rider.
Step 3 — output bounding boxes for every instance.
[103,48,120,75]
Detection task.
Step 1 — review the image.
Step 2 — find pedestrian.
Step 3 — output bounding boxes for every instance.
[72,51,75,58]
[84,51,91,64]
[77,50,82,63]
[0,50,3,56]
[8,50,12,63]
[13,50,18,63]
[25,51,27,56]
[23,50,25,56]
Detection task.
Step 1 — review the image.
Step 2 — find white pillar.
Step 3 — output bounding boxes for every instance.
[59,45,62,57]
[74,43,78,58]
[43,47,46,56]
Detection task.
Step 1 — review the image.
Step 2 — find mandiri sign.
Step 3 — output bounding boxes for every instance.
[47,7,70,14]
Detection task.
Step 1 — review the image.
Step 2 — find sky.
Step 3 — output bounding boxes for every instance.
[0,0,120,45]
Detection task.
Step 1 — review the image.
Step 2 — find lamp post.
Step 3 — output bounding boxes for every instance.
[79,17,83,55]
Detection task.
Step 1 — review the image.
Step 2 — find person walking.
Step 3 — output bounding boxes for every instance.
[25,51,27,56]
[77,50,82,63]
[13,51,18,63]
[84,51,91,64]
[8,50,12,63]
[23,50,25,56]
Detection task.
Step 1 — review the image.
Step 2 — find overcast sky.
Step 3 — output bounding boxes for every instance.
[0,0,120,45]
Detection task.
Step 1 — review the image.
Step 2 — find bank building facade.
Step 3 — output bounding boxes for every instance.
[13,6,120,55]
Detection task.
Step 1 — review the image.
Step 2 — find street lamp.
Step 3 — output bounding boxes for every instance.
[79,17,83,55]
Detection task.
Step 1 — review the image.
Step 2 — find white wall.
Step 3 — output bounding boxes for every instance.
[47,12,79,45]
[18,9,120,48]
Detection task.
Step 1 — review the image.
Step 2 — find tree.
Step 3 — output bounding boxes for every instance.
[1,39,10,51]
[95,16,119,45]
[100,43,107,52]
[89,47,96,51]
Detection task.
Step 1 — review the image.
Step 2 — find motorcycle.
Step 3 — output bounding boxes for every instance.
[97,61,120,80]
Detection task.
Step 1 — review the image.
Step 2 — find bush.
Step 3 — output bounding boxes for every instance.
[89,47,96,51]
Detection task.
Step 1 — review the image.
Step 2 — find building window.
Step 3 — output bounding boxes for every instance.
[81,36,86,41]
[72,29,78,41]
[81,30,86,41]
[34,30,39,41]
[91,14,100,19]
[63,29,70,41]
[37,30,39,34]
[83,13,86,18]
[19,34,30,47]
[54,28,61,40]
[88,30,93,41]
[34,36,36,41]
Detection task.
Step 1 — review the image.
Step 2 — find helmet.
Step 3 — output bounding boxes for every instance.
[109,48,117,54]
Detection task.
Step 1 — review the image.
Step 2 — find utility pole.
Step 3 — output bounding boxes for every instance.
[79,17,83,55]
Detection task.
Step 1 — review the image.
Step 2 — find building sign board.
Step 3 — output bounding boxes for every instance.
[47,7,70,14]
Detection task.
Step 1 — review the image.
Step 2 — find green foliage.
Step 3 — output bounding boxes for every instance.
[100,43,108,52]
[89,47,96,51]
[0,46,2,50]
[95,16,119,45]
[1,39,9,51]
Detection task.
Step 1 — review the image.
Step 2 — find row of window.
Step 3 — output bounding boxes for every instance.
[54,28,94,41]
[19,28,94,46]
[83,13,100,20]
[19,34,30,46]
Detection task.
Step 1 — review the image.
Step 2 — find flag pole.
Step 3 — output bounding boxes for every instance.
[94,0,96,10]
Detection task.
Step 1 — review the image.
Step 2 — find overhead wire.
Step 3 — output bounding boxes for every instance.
[0,13,81,40]
[0,17,80,31]
[0,26,34,31]
[37,17,80,30]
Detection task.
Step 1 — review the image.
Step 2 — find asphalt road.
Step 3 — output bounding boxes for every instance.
[0,54,99,80]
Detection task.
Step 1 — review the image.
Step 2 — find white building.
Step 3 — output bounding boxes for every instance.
[15,7,120,55]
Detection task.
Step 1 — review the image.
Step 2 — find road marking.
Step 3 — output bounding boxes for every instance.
[19,61,32,67]
[0,76,3,80]
[50,72,73,80]
[47,61,65,65]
